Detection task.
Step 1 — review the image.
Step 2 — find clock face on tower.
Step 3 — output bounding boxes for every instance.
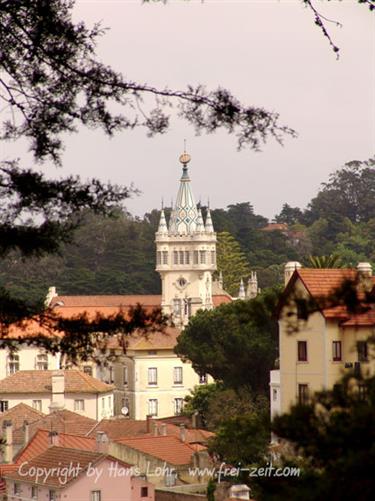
[177,277,187,288]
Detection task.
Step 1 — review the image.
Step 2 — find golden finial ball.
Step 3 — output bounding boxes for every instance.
[179,153,191,165]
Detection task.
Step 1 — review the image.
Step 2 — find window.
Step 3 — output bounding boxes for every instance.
[32,400,42,412]
[174,398,184,415]
[173,251,178,264]
[173,367,183,384]
[108,366,114,383]
[36,353,48,370]
[8,354,19,374]
[332,341,342,361]
[162,251,168,265]
[148,399,158,416]
[49,490,56,501]
[123,366,128,385]
[297,341,307,362]
[193,250,199,264]
[273,389,278,401]
[165,471,177,487]
[0,400,9,412]
[179,250,184,264]
[31,486,38,499]
[357,341,368,362]
[173,298,181,316]
[211,250,216,265]
[101,398,105,409]
[298,384,309,405]
[83,365,93,376]
[14,483,20,495]
[156,251,161,265]
[199,250,206,264]
[185,251,190,264]
[141,486,149,498]
[199,374,207,384]
[148,367,158,385]
[91,492,101,501]
[74,399,85,411]
[184,298,192,318]
[358,383,367,400]
[108,396,111,409]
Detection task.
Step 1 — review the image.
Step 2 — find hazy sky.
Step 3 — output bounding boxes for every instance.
[4,0,375,220]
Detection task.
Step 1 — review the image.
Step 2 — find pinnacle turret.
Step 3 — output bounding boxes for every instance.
[157,208,168,235]
[205,208,214,233]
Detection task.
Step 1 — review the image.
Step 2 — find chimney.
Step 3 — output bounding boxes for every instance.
[284,261,302,286]
[146,414,154,433]
[96,431,109,453]
[192,412,198,429]
[3,420,13,463]
[48,431,59,447]
[160,423,167,436]
[45,286,58,307]
[23,420,29,446]
[152,422,159,437]
[51,370,65,409]
[357,262,372,278]
[179,423,186,443]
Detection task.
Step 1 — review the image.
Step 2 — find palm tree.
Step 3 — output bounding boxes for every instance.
[308,254,343,268]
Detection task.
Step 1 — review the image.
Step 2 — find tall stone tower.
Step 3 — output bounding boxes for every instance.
[155,152,217,326]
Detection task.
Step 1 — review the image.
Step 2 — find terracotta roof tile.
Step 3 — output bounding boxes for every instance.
[0,370,114,395]
[342,308,375,327]
[297,269,357,297]
[212,294,232,306]
[0,404,45,445]
[25,409,97,439]
[88,418,148,439]
[51,295,162,308]
[115,435,201,466]
[5,446,108,487]
[14,429,96,465]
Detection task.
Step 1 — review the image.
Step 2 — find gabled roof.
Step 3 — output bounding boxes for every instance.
[0,370,114,394]
[115,435,202,466]
[88,418,148,440]
[279,268,375,322]
[0,403,45,445]
[14,429,96,464]
[23,409,97,439]
[87,417,213,445]
[4,446,116,487]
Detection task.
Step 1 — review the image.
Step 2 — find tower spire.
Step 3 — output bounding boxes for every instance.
[168,151,199,235]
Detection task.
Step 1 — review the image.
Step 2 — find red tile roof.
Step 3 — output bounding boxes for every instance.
[0,403,45,445]
[0,370,114,394]
[5,447,110,487]
[297,269,357,297]
[116,435,201,466]
[281,268,375,324]
[14,429,96,464]
[25,409,97,439]
[342,309,375,327]
[88,417,213,445]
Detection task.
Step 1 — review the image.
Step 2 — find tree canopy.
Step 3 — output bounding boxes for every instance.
[175,287,280,393]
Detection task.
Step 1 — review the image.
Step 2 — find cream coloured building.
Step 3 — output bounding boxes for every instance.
[43,153,231,419]
[271,261,375,418]
[0,370,114,419]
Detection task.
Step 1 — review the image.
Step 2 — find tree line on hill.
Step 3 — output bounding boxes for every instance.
[0,157,373,305]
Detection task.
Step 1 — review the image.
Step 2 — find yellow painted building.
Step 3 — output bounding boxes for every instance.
[272,262,375,417]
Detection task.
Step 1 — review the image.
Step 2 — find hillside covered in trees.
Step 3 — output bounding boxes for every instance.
[0,158,374,305]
